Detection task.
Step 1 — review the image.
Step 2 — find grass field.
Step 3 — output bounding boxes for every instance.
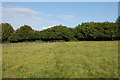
[2,41,118,78]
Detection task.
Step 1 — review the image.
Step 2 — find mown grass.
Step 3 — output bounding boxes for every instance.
[2,41,118,78]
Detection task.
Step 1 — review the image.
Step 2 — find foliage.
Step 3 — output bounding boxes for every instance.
[1,23,14,42]
[8,25,34,42]
[1,21,120,43]
[75,22,119,41]
[0,24,2,42]
[39,25,76,41]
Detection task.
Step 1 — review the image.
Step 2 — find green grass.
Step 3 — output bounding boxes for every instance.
[2,41,118,78]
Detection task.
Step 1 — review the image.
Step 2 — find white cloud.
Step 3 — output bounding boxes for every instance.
[59,15,75,19]
[58,15,76,24]
[2,6,62,30]
[42,25,57,30]
[42,26,52,30]
[2,7,43,19]
[5,7,40,15]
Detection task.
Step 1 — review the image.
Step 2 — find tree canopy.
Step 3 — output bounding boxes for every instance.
[2,23,14,42]
[1,21,119,43]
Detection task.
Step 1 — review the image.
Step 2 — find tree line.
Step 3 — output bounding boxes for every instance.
[1,17,120,43]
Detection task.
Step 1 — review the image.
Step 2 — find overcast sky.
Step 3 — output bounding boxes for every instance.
[1,2,118,30]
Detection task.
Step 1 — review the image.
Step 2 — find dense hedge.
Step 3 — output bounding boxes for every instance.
[75,22,119,41]
[1,23,14,42]
[1,21,120,43]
